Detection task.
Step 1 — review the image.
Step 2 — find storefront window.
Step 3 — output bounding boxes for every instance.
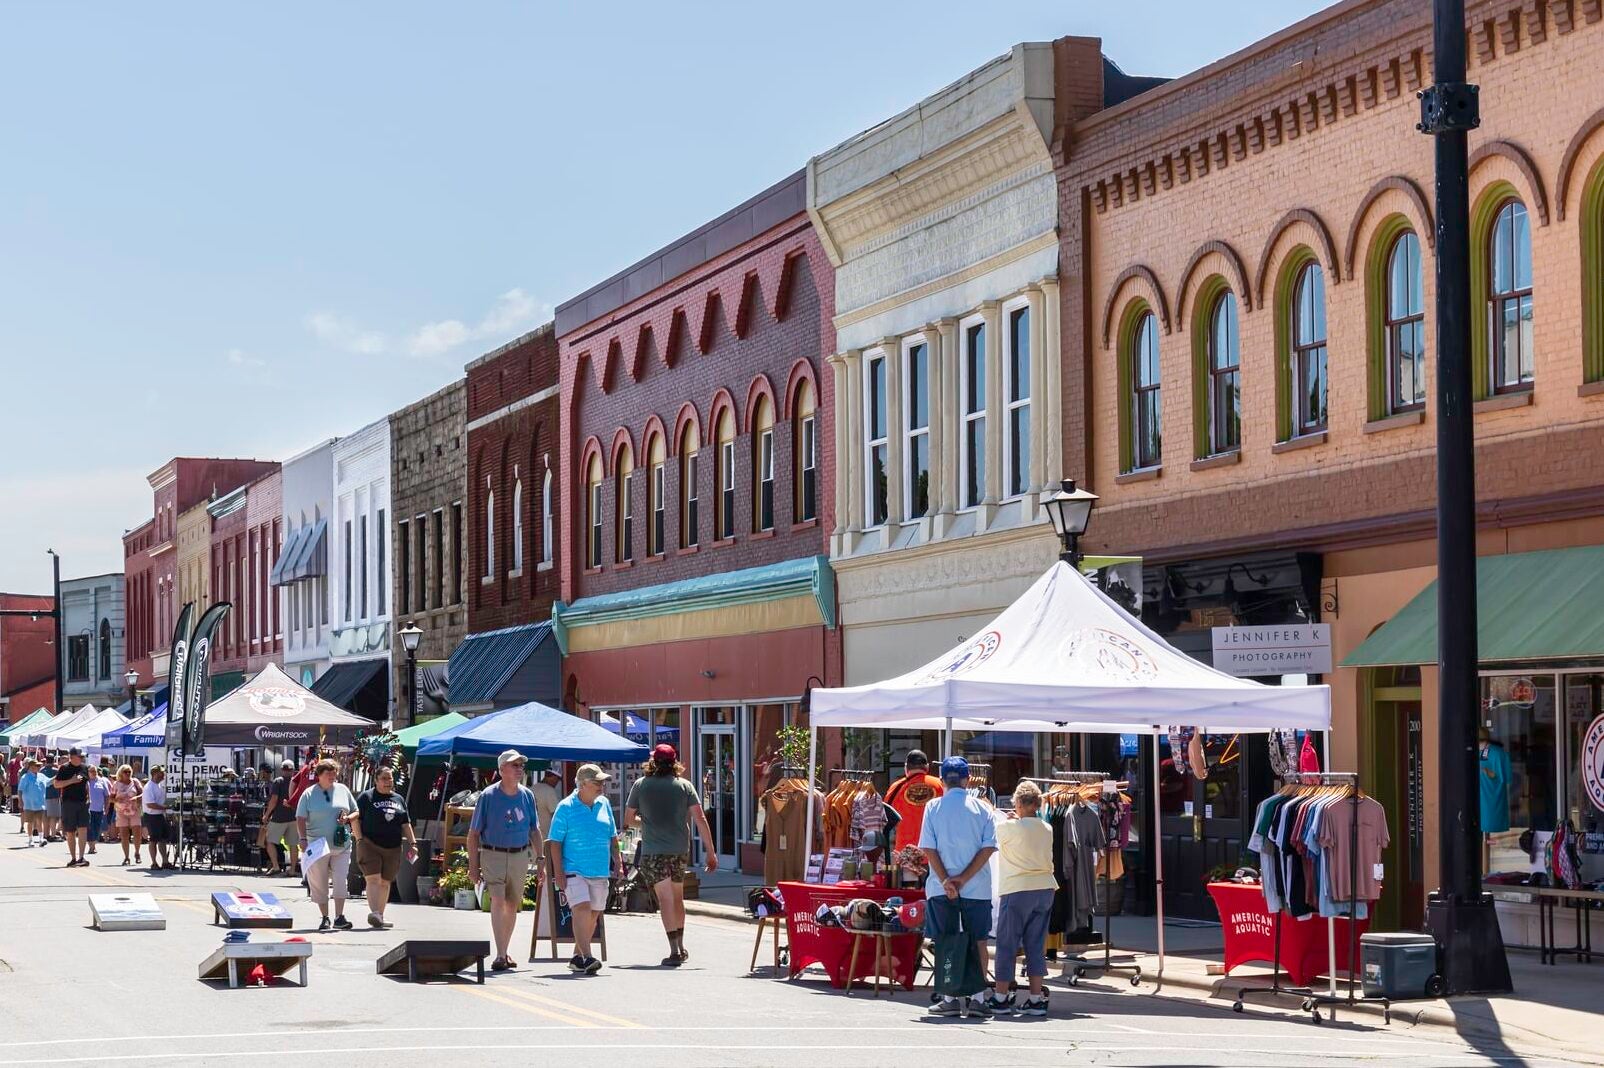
[1563,674,1604,882]
[955,729,1033,798]
[1481,674,1557,875]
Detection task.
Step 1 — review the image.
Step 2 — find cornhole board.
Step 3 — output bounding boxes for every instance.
[199,941,312,988]
[376,940,489,984]
[212,891,294,928]
[89,893,165,931]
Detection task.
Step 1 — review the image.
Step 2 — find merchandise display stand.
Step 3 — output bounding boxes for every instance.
[1021,772,1142,988]
[1232,771,1390,1024]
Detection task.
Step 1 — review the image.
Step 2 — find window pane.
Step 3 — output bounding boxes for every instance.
[1481,675,1557,877]
[1225,370,1241,448]
[1500,299,1520,386]
[1513,202,1532,290]
[1297,265,1326,344]
[1492,204,1514,294]
[1389,235,1415,318]
[868,357,886,441]
[907,344,928,429]
[1518,295,1534,382]
[965,325,985,412]
[1134,314,1158,386]
[870,443,888,525]
[1009,308,1030,402]
[909,434,929,518]
[1009,407,1029,497]
[965,418,986,507]
[1303,346,1327,428]
[1212,294,1238,371]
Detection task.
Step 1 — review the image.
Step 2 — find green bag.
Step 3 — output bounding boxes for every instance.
[932,930,986,999]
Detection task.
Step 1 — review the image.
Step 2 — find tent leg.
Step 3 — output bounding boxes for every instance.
[943,717,952,760]
[1323,728,1337,1001]
[803,727,818,874]
[1152,733,1164,989]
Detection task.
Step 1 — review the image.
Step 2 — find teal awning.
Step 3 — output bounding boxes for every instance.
[392,711,468,757]
[1343,545,1604,668]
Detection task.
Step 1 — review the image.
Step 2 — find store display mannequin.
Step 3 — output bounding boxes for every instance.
[1480,728,1511,835]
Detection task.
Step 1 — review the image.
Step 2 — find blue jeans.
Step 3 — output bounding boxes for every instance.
[925,895,992,940]
[994,888,1054,979]
[88,810,105,842]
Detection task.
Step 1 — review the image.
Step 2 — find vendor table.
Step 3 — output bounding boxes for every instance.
[1488,885,1603,965]
[1207,882,1367,988]
[779,882,924,991]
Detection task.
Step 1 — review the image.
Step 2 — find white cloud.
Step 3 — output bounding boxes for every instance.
[226,348,265,369]
[405,287,547,358]
[305,312,387,355]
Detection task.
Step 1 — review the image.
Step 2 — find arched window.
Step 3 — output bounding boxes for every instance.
[1208,293,1240,453]
[1292,263,1328,434]
[1489,199,1534,393]
[540,468,553,565]
[615,443,634,564]
[98,618,111,681]
[753,397,775,532]
[511,477,524,572]
[483,490,495,578]
[647,434,667,556]
[715,408,736,540]
[793,380,817,523]
[680,421,700,549]
[585,453,603,569]
[1386,231,1426,412]
[1129,311,1161,468]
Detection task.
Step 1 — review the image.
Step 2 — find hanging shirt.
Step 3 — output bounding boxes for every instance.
[1479,743,1512,834]
[1318,795,1390,903]
[886,772,944,852]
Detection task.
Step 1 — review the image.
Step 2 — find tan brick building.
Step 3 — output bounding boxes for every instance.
[1059,0,1604,933]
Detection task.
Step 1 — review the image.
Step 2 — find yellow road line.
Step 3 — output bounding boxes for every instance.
[458,986,595,1027]
[486,985,642,1029]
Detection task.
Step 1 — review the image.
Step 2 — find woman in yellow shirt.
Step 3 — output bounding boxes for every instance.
[987,780,1057,1016]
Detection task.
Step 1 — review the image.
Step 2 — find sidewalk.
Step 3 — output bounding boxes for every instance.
[685,898,1601,1063]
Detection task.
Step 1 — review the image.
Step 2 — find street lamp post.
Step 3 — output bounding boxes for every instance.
[125,668,140,718]
[1043,479,1099,568]
[1419,0,1512,993]
[398,622,423,727]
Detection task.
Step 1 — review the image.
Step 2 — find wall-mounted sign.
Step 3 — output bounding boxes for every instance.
[1211,624,1332,677]
[1581,713,1604,813]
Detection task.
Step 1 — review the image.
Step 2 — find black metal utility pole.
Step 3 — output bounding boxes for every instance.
[50,550,62,716]
[1418,0,1512,994]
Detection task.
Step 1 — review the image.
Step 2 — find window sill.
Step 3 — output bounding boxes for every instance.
[675,545,700,557]
[1363,410,1424,434]
[480,575,495,586]
[1189,451,1241,472]
[791,518,819,532]
[749,529,775,541]
[536,560,553,572]
[645,552,666,563]
[582,566,603,576]
[1271,431,1327,454]
[710,537,736,548]
[1115,466,1161,485]
[1579,381,1604,399]
[507,568,523,580]
[613,560,635,572]
[1475,391,1533,413]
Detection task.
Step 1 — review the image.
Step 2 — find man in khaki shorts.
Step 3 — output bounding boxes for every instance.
[467,750,542,972]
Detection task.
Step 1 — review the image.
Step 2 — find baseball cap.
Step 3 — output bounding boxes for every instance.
[652,743,678,763]
[280,760,295,770]
[67,747,84,757]
[939,756,969,784]
[575,763,611,785]
[498,749,528,767]
[905,749,929,769]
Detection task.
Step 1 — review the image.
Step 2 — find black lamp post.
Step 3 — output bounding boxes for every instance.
[1044,479,1099,568]
[125,668,140,718]
[398,622,423,727]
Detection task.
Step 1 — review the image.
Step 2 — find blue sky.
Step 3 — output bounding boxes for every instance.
[0,1,1329,594]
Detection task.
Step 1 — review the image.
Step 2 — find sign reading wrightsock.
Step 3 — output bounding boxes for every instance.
[175,602,230,756]
[1210,624,1332,677]
[164,603,194,752]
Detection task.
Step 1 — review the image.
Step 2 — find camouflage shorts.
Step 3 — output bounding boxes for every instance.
[638,852,688,885]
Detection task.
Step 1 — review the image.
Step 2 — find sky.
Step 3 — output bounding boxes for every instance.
[0,0,1330,595]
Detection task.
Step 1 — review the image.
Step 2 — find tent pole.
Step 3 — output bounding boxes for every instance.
[804,726,818,876]
[1152,730,1165,988]
[943,717,952,760]
[1324,728,1337,1000]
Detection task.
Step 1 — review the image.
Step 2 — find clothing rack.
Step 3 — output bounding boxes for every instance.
[1022,774,1143,988]
[1232,771,1388,1024]
[828,768,876,783]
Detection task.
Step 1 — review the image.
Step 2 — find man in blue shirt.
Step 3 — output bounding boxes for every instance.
[918,756,997,1017]
[18,759,47,846]
[468,750,543,973]
[548,763,618,975]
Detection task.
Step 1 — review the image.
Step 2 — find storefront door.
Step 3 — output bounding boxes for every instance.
[1362,669,1426,931]
[696,721,739,870]
[1156,732,1259,919]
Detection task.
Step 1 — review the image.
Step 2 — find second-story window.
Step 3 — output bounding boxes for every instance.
[540,472,552,565]
[865,351,889,526]
[1131,311,1162,469]
[483,490,495,578]
[375,508,386,617]
[1005,305,1031,498]
[1387,231,1426,413]
[904,339,930,520]
[343,519,353,622]
[716,409,736,540]
[754,398,775,532]
[961,320,986,508]
[586,454,603,568]
[1208,293,1241,454]
[398,519,411,614]
[1490,199,1534,393]
[795,381,817,523]
[649,435,666,557]
[681,422,700,549]
[616,444,634,564]
[511,478,524,572]
[1293,263,1328,435]
[67,635,89,681]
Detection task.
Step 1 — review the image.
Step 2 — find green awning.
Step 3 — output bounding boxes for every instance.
[0,708,55,745]
[393,711,468,756]
[1343,545,1604,668]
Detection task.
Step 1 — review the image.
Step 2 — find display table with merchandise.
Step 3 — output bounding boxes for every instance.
[779,881,924,990]
[1207,881,1368,987]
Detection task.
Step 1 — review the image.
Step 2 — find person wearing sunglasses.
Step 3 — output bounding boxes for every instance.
[295,758,358,931]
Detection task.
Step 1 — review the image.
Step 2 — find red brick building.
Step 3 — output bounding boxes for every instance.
[122,520,157,690]
[210,468,283,682]
[0,593,57,721]
[553,171,840,872]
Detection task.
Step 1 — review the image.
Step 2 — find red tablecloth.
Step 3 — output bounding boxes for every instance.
[1207,882,1368,987]
[779,881,925,990]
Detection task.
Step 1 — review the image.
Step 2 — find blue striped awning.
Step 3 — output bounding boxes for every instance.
[447,622,553,708]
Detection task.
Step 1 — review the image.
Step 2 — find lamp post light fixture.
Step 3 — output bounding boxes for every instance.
[398,622,424,726]
[124,668,140,717]
[1044,479,1099,568]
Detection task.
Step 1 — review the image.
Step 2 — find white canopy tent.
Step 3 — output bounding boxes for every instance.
[32,705,101,749]
[54,707,127,751]
[806,560,1332,984]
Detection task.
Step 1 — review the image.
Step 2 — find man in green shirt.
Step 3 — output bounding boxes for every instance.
[623,744,716,965]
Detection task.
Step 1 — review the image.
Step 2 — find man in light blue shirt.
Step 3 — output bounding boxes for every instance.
[18,760,47,846]
[548,763,618,976]
[918,756,997,1017]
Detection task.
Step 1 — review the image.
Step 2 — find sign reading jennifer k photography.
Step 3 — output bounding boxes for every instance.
[1211,624,1332,677]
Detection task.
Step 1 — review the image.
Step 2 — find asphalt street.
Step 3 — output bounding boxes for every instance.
[0,817,1582,1068]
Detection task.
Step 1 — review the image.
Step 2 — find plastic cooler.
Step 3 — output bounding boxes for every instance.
[1360,932,1443,999]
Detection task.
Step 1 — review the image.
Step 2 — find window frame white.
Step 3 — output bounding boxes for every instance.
[540,468,553,565]
[798,408,817,523]
[484,488,496,578]
[511,477,524,573]
[862,347,890,527]
[958,313,987,511]
[1002,297,1032,501]
[901,334,930,522]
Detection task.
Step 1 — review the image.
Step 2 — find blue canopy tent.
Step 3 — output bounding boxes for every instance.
[418,702,648,764]
[101,703,169,749]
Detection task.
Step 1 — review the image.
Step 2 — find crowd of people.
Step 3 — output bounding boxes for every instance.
[6,748,176,869]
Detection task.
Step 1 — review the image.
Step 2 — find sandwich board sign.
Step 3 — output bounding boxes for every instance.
[90,893,165,931]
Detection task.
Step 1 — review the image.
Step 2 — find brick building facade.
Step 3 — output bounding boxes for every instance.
[554,171,840,873]
[1058,0,1604,932]
[0,592,57,721]
[208,467,283,681]
[122,520,156,690]
[390,378,467,724]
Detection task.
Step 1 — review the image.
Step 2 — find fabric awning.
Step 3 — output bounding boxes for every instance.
[311,659,387,711]
[0,708,54,745]
[393,711,468,757]
[270,526,309,587]
[1343,545,1604,668]
[447,623,551,708]
[287,517,328,581]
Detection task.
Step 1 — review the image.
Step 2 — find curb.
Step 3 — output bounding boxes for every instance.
[684,898,755,922]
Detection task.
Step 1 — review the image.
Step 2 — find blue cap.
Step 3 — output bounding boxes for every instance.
[939,756,969,784]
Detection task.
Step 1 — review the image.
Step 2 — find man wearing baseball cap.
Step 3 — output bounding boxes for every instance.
[547,763,619,974]
[56,748,92,867]
[467,750,543,972]
[623,743,717,965]
[919,756,998,1017]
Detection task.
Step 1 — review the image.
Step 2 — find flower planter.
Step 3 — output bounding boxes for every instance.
[416,876,438,904]
[453,888,479,911]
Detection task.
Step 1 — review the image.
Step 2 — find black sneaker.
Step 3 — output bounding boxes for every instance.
[582,956,602,975]
[1017,994,1049,1017]
[568,954,586,973]
[967,996,994,1018]
[928,997,961,1017]
[985,993,1014,1016]
[332,915,353,930]
[317,917,332,932]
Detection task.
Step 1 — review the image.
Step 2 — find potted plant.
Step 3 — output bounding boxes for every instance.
[434,848,475,909]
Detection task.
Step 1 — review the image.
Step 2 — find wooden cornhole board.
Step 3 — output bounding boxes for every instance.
[89,893,165,931]
[199,941,312,988]
[212,891,294,928]
[376,939,489,984]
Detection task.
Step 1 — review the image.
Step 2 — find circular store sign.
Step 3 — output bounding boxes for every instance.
[1582,713,1604,813]
[1059,627,1158,681]
[247,686,307,719]
[919,630,1002,682]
